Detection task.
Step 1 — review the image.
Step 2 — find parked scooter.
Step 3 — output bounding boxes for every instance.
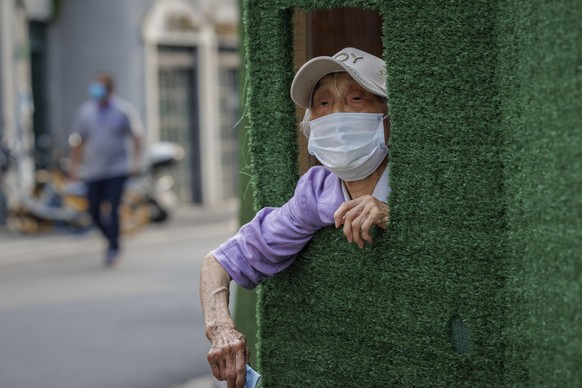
[118,141,185,233]
[0,139,91,234]
[0,140,184,235]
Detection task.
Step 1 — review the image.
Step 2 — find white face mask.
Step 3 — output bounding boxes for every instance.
[307,112,388,181]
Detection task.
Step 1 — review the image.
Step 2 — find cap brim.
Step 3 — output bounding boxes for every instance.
[290,57,386,108]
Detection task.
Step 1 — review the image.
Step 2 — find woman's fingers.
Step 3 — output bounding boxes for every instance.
[234,347,247,388]
[333,201,352,228]
[335,196,389,248]
[207,330,247,388]
[209,360,222,381]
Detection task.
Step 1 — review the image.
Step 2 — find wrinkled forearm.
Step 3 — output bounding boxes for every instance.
[200,253,234,341]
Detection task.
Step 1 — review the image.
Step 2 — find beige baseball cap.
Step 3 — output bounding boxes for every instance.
[290,47,387,108]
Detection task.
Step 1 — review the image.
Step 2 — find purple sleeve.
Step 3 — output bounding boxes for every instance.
[213,166,343,289]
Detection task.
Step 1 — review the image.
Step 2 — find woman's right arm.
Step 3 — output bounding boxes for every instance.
[200,167,339,386]
[200,253,248,388]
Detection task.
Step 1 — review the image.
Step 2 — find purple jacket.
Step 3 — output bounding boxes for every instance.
[213,165,390,289]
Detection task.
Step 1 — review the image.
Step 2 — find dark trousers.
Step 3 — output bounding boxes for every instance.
[86,175,127,251]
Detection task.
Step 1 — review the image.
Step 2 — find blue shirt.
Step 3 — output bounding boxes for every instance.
[72,96,143,181]
[213,165,391,289]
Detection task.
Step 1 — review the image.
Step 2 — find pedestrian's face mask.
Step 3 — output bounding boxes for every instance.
[88,82,108,101]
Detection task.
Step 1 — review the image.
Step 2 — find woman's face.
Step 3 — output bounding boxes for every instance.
[310,72,387,120]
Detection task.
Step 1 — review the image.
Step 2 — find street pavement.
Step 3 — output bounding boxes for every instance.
[0,204,238,388]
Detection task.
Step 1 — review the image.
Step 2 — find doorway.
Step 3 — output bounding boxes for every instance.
[157,45,202,204]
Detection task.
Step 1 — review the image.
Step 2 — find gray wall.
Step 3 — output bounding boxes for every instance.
[46,0,156,152]
[0,2,4,222]
[0,3,5,140]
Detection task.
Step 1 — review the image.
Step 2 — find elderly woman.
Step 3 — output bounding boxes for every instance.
[200,47,391,388]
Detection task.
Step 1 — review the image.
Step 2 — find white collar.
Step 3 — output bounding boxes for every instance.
[341,163,391,203]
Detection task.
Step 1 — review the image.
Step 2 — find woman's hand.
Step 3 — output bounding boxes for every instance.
[207,326,248,388]
[334,195,389,248]
[200,254,247,388]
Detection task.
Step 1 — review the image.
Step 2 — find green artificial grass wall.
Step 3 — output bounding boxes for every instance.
[241,0,581,386]
[497,1,582,386]
[233,0,259,366]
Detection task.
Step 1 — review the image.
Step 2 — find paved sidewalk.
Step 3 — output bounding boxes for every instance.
[0,202,239,267]
[0,203,238,388]
[173,375,226,388]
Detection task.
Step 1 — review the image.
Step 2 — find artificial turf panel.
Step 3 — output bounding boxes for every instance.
[497,1,582,386]
[241,0,581,386]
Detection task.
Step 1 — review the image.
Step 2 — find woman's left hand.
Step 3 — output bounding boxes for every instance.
[334,195,389,248]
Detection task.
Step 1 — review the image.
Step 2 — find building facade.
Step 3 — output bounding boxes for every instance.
[0,0,241,214]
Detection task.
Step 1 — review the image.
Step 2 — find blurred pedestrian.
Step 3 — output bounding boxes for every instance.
[200,47,391,387]
[69,72,143,267]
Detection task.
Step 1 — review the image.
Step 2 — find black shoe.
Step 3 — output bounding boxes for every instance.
[104,249,122,268]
